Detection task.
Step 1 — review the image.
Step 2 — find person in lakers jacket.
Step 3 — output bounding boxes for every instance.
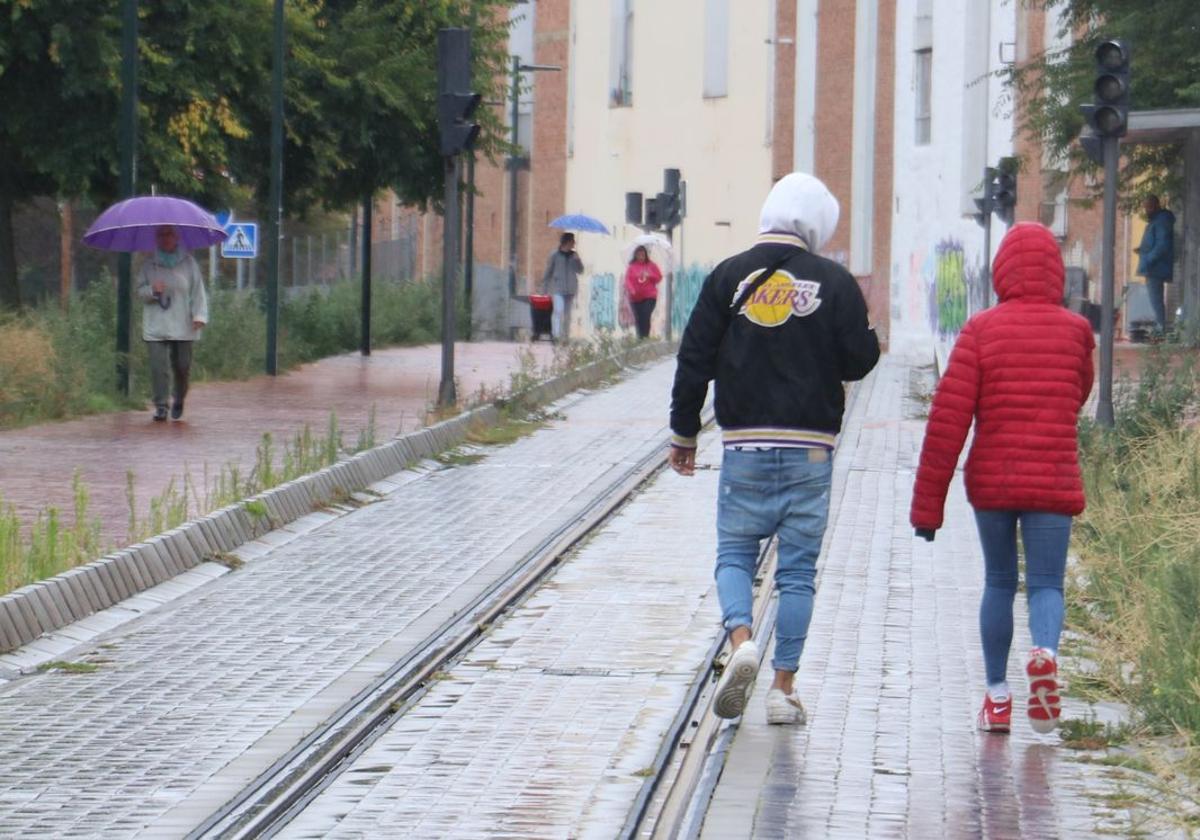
[669,172,879,725]
[910,222,1095,736]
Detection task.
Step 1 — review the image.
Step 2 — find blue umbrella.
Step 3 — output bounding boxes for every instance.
[549,213,610,235]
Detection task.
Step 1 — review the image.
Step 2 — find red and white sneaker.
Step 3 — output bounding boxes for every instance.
[977,693,1012,733]
[1026,648,1061,733]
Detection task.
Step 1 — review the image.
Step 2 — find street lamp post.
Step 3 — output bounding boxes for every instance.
[115,0,137,395]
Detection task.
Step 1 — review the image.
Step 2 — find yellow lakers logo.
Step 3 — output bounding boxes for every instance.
[734,270,822,327]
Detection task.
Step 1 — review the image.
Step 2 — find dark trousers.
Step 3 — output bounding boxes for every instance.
[147,340,192,408]
[1145,276,1168,333]
[632,298,657,339]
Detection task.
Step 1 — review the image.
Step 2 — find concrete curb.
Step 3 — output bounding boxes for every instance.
[0,341,673,654]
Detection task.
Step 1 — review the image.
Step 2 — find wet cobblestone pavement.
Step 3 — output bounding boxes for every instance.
[0,360,672,838]
[701,347,1137,839]
[280,436,726,839]
[0,348,1149,838]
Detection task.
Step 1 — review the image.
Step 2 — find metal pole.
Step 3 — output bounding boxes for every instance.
[464,151,476,340]
[1096,136,1119,427]
[439,157,461,407]
[982,212,992,308]
[264,0,284,376]
[361,194,373,355]
[116,0,137,395]
[507,57,521,297]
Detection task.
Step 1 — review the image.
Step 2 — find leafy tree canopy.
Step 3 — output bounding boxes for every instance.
[1008,0,1200,201]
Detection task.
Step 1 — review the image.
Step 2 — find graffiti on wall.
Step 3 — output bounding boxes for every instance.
[588,273,617,331]
[670,266,708,336]
[891,238,990,340]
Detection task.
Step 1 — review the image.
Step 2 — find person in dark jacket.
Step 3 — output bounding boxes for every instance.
[1134,195,1175,336]
[670,172,879,725]
[540,232,584,341]
[911,222,1095,736]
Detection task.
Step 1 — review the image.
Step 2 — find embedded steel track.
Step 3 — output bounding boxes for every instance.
[190,417,711,840]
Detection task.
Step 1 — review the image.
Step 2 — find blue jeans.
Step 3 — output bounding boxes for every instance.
[716,448,833,672]
[974,510,1071,685]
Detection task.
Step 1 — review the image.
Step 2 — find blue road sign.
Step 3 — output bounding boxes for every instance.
[221,222,258,259]
[214,210,232,229]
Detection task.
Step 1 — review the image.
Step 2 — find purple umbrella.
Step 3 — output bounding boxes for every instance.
[83,195,228,252]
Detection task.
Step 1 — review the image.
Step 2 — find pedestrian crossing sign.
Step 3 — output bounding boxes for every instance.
[221,223,258,259]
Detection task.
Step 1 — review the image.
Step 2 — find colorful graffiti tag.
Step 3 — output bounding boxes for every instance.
[927,239,988,339]
[670,266,708,336]
[588,273,617,331]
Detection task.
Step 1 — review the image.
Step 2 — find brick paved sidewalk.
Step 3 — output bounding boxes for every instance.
[701,349,1135,839]
[0,341,555,546]
[0,359,673,838]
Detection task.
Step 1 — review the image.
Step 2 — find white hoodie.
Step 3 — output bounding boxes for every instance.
[757,172,840,253]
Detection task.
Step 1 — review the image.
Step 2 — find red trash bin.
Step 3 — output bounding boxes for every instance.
[529,295,553,341]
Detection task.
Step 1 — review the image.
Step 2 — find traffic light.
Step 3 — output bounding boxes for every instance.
[437,29,481,156]
[625,192,643,225]
[644,197,661,230]
[974,167,996,228]
[1084,39,1131,138]
[992,158,1017,225]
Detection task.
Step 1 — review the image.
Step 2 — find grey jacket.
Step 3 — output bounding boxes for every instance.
[541,249,584,296]
[136,253,209,341]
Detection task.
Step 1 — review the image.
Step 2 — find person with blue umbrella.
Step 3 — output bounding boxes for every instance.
[539,231,584,342]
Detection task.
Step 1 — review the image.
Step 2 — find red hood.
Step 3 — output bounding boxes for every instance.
[991,222,1064,304]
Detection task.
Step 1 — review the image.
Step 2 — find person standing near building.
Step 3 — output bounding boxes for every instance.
[669,172,880,724]
[136,225,208,422]
[910,223,1095,735]
[1134,194,1175,337]
[624,245,663,339]
[540,232,583,341]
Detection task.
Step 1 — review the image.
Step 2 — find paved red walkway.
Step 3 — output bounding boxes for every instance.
[0,342,555,546]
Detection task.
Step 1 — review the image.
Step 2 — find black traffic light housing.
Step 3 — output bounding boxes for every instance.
[437,29,481,156]
[991,157,1017,226]
[974,166,996,228]
[625,192,643,225]
[1083,39,1131,139]
[644,197,661,229]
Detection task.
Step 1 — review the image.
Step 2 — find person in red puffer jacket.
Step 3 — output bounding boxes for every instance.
[910,222,1095,736]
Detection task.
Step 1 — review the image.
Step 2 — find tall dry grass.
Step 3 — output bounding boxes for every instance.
[1073,347,1200,740]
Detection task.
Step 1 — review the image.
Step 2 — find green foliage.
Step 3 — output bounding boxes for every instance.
[0,275,441,428]
[1073,349,1200,739]
[0,0,516,309]
[1007,1,1200,202]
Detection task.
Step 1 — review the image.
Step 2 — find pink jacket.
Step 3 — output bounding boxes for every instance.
[624,261,663,303]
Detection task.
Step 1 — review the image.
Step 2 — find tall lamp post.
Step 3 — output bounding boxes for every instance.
[115,0,137,395]
[506,58,560,299]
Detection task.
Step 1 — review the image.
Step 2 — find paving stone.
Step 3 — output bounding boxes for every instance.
[700,350,1138,840]
[0,360,681,837]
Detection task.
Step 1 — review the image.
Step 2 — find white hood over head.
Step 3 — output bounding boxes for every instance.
[757,172,839,252]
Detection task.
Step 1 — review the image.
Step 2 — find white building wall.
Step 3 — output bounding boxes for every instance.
[564,0,776,338]
[889,0,1015,346]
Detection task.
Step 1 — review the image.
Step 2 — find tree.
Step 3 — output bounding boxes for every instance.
[310,0,514,213]
[1009,0,1200,202]
[0,0,121,308]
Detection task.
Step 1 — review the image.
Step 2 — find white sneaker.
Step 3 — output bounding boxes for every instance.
[766,688,807,725]
[714,640,760,719]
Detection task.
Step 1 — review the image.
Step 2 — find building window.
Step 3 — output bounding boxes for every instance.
[609,0,634,107]
[914,48,932,145]
[703,0,730,98]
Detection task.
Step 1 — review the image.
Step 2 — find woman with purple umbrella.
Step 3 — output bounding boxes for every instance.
[136,225,208,421]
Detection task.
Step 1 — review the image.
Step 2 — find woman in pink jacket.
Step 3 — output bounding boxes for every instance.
[624,245,663,339]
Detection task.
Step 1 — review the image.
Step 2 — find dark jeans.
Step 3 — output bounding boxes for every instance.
[974,510,1071,684]
[1145,276,1168,333]
[147,340,192,408]
[631,298,656,339]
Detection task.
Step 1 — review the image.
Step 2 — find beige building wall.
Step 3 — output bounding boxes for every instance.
[563,0,778,338]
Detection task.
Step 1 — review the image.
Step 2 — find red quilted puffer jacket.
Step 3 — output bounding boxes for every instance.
[910,223,1096,531]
